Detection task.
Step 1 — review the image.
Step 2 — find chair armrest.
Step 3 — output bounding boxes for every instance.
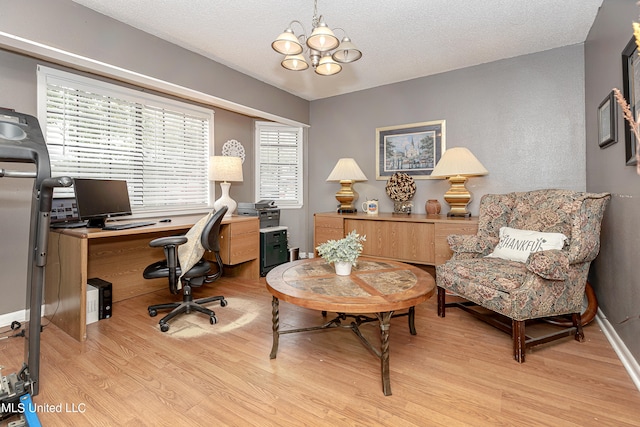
[525,249,569,280]
[448,234,496,257]
[148,235,188,248]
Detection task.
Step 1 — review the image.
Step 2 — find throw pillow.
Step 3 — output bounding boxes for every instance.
[178,212,213,283]
[485,226,567,263]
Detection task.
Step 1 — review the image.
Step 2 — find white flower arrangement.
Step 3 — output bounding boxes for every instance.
[316,230,366,266]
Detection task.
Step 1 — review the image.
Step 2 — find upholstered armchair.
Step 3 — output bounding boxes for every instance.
[436,189,610,362]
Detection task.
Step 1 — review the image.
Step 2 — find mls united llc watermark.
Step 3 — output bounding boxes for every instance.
[1,401,87,414]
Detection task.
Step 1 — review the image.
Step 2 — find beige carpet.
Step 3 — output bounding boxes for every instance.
[158,296,260,338]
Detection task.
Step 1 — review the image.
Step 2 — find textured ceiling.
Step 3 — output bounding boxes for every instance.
[71,0,603,101]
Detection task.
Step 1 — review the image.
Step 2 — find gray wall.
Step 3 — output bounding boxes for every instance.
[307,44,587,245]
[0,0,309,125]
[0,0,310,315]
[585,0,640,362]
[2,0,637,372]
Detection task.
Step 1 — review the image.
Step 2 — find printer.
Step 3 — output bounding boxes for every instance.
[238,200,280,228]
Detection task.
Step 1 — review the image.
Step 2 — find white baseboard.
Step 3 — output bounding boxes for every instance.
[596,310,640,392]
[0,308,28,328]
[0,306,46,328]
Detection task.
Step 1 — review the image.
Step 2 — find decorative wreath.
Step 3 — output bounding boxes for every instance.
[385,172,416,202]
[222,139,246,164]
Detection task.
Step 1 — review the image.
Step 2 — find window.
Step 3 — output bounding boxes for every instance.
[37,65,213,214]
[255,121,303,208]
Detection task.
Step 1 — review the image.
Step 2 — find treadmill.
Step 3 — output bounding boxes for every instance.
[0,108,71,423]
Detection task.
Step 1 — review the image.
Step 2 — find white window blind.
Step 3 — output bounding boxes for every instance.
[255,122,303,207]
[37,65,213,213]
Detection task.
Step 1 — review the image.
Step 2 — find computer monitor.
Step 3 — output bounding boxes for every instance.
[73,178,132,228]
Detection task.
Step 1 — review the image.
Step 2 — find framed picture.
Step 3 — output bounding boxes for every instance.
[375,120,445,180]
[598,91,617,148]
[622,37,640,165]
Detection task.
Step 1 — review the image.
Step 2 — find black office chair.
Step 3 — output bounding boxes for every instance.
[143,206,228,332]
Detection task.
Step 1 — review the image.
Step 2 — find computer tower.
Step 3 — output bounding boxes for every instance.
[87,278,112,319]
[86,284,99,324]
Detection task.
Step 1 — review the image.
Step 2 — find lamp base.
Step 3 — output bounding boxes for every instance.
[334,180,359,213]
[442,175,472,217]
[213,181,236,218]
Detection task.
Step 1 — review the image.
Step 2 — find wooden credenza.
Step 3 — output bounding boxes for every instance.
[314,212,478,266]
[45,214,259,341]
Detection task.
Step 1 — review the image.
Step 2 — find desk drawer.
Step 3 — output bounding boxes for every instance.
[228,219,259,236]
[314,214,345,255]
[219,219,259,265]
[315,215,344,230]
[346,219,435,264]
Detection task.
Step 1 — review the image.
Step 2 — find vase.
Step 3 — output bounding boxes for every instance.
[334,261,352,276]
[426,199,441,215]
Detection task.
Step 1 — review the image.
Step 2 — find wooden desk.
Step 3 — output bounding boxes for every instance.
[266,256,436,396]
[44,214,259,341]
[314,212,478,266]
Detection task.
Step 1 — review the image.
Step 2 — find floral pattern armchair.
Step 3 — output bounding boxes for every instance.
[436,189,610,362]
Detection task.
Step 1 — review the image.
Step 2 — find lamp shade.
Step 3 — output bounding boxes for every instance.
[332,37,362,63]
[282,54,309,71]
[271,29,303,55]
[315,54,342,76]
[326,158,368,182]
[430,147,488,178]
[209,156,243,182]
[306,22,339,52]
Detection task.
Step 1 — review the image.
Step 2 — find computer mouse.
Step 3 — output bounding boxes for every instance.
[159,218,172,222]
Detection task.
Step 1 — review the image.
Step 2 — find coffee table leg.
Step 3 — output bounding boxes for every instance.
[378,311,393,396]
[408,306,416,335]
[270,296,280,359]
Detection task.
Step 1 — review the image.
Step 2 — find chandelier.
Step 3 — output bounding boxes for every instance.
[271,0,362,76]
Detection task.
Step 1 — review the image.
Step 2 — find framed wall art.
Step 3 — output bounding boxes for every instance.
[622,36,640,165]
[598,91,617,148]
[375,120,445,180]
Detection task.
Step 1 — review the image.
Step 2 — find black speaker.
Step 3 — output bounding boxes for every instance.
[87,278,112,319]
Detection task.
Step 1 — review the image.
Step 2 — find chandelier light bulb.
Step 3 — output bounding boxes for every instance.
[282,54,309,71]
[307,22,339,52]
[332,37,362,63]
[316,54,342,76]
[271,28,303,55]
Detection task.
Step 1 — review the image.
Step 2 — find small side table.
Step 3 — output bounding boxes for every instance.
[265,256,436,396]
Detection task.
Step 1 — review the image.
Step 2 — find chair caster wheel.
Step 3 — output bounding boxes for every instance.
[210,315,218,325]
[220,299,228,307]
[149,309,157,317]
[160,323,169,332]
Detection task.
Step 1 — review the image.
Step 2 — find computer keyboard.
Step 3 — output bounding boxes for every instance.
[50,221,88,229]
[102,221,156,230]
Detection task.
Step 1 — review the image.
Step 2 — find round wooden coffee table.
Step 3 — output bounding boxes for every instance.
[266,256,436,396]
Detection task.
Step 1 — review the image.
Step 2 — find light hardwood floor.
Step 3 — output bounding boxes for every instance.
[2,275,640,426]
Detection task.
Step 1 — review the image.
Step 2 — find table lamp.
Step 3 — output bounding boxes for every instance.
[326,158,368,213]
[209,156,243,218]
[430,147,488,217]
